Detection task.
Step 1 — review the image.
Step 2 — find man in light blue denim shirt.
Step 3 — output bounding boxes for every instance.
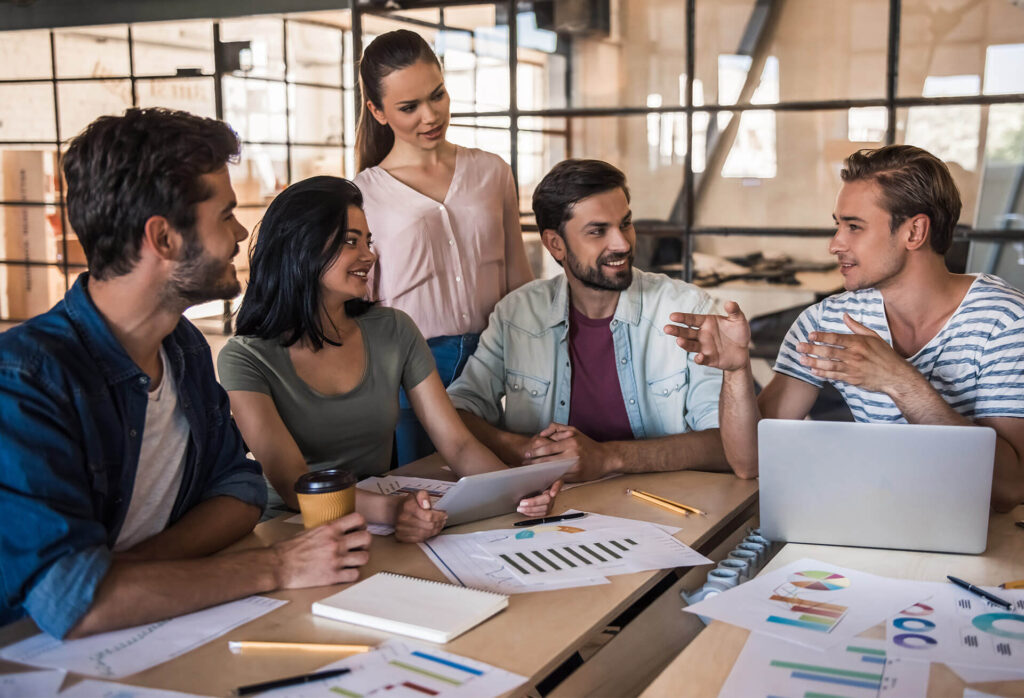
[0,109,370,639]
[448,160,728,482]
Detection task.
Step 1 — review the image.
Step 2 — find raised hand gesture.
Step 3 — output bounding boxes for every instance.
[664,301,752,371]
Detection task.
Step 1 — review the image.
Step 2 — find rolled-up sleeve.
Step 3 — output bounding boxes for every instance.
[682,295,724,432]
[447,308,508,425]
[0,366,111,638]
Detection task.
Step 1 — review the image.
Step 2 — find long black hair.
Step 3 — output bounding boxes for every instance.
[235,176,374,350]
[356,29,441,172]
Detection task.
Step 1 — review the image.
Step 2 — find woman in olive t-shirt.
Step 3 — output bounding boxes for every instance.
[218,176,558,543]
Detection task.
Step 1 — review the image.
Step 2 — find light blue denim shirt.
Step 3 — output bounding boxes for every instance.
[447,268,723,439]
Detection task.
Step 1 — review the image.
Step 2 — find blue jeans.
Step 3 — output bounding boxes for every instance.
[396,332,480,466]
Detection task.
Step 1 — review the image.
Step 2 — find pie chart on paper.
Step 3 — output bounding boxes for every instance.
[789,570,851,591]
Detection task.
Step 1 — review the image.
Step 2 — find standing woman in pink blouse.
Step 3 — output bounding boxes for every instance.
[354,29,533,465]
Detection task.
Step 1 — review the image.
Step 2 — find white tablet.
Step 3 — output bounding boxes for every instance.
[433,458,575,527]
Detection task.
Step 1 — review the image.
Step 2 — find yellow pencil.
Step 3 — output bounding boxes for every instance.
[626,488,691,516]
[1001,579,1024,590]
[228,641,372,654]
[630,488,707,516]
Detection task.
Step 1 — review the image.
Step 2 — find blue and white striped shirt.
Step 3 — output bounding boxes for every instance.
[773,274,1024,423]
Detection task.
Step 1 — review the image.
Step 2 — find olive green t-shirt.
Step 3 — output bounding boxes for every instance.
[218,307,436,490]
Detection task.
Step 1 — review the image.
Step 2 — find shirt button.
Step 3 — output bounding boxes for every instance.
[663,389,669,395]
[449,239,455,246]
[560,400,566,406]
[462,313,468,319]
[138,376,147,385]
[620,358,627,365]
[455,276,462,282]
[129,428,138,438]
[531,390,538,396]
[611,320,618,326]
[513,384,520,390]
[630,399,636,404]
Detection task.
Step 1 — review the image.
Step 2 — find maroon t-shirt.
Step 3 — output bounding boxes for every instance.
[567,304,635,442]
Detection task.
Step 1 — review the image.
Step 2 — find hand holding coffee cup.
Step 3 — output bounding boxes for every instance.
[294,468,358,529]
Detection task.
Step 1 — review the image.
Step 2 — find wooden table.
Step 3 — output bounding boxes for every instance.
[641,505,1024,698]
[0,462,757,697]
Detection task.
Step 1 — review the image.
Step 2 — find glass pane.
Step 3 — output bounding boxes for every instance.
[220,17,286,81]
[517,122,568,212]
[361,14,437,47]
[0,262,67,320]
[57,80,133,141]
[0,147,60,204]
[967,106,1024,284]
[291,145,343,181]
[696,109,885,240]
[0,30,53,80]
[899,0,1024,97]
[54,26,130,79]
[131,20,214,76]
[289,85,343,144]
[0,205,63,263]
[521,114,686,223]
[697,0,886,106]
[897,103,1024,229]
[287,20,343,86]
[136,78,216,118]
[0,84,57,142]
[343,29,355,88]
[222,76,287,143]
[448,121,511,163]
[532,0,683,109]
[229,144,287,206]
[439,5,509,112]
[343,89,357,149]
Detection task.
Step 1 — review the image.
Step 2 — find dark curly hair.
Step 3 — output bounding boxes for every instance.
[62,107,240,280]
[235,176,375,351]
[532,159,630,236]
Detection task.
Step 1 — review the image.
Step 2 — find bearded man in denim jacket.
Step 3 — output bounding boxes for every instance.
[0,109,370,639]
[448,159,729,482]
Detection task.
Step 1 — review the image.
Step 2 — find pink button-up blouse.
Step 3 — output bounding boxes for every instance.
[354,146,534,338]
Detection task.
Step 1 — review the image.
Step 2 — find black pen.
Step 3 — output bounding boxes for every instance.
[947,575,1013,610]
[513,512,587,527]
[234,668,351,696]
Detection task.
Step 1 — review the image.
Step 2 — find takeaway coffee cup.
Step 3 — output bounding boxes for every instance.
[294,468,357,529]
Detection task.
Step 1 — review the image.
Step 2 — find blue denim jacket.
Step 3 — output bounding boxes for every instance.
[0,274,266,638]
[447,269,723,438]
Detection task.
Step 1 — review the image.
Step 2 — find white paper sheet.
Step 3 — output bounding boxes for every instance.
[948,663,1024,684]
[258,639,526,698]
[719,633,930,698]
[58,680,211,697]
[0,596,286,679]
[418,511,687,594]
[476,523,710,583]
[684,558,926,650]
[0,669,65,697]
[885,584,1024,671]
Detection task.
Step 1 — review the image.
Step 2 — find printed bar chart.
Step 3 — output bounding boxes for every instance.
[767,645,885,693]
[498,538,638,576]
[767,594,848,633]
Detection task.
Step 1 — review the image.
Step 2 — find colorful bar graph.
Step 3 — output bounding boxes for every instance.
[767,593,848,633]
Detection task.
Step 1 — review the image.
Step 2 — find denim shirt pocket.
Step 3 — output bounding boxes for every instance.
[504,369,551,433]
[645,369,688,434]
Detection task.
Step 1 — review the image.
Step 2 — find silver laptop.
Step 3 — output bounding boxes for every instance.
[758,419,995,554]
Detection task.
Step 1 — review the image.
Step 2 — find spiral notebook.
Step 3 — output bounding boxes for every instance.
[312,572,509,643]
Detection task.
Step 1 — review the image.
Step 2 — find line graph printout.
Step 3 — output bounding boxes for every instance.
[719,633,929,698]
[265,639,526,698]
[885,583,1024,670]
[58,680,210,698]
[0,669,65,697]
[684,559,925,650]
[0,596,286,679]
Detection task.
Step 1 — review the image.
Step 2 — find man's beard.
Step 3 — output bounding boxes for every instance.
[564,240,634,291]
[161,234,241,310]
